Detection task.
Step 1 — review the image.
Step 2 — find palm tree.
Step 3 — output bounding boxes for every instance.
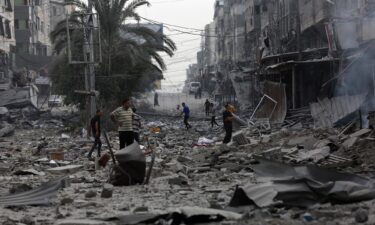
[50,0,176,77]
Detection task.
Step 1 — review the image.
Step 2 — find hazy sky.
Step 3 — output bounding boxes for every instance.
[138,0,216,88]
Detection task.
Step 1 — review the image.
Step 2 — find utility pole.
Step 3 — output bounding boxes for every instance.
[31,0,35,55]
[80,0,96,125]
[87,0,96,119]
[66,0,98,130]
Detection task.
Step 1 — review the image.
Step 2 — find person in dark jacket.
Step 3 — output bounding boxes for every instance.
[204,99,211,116]
[154,92,159,107]
[88,110,103,159]
[210,103,219,127]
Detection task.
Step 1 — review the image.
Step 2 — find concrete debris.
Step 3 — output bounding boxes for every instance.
[100,184,113,198]
[0,86,39,109]
[296,146,331,163]
[85,190,97,198]
[350,129,372,138]
[1,100,375,224]
[0,107,9,120]
[60,197,74,205]
[56,219,109,225]
[232,130,249,145]
[355,208,369,223]
[13,169,45,176]
[342,136,359,149]
[47,165,83,175]
[0,122,15,137]
[229,157,375,208]
[9,183,33,194]
[103,206,242,225]
[0,177,66,207]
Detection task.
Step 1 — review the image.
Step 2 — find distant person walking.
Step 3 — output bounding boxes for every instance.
[110,98,134,149]
[180,102,192,130]
[88,110,103,159]
[223,104,234,144]
[154,92,159,107]
[204,99,211,116]
[132,107,142,143]
[210,103,219,127]
[197,87,202,99]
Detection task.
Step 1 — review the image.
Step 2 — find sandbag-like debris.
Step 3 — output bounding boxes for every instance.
[229,156,375,208]
[110,142,146,186]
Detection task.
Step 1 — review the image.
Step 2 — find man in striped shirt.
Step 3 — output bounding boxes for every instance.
[110,98,134,149]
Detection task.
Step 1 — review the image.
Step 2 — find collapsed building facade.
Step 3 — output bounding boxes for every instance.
[191,0,375,127]
[0,0,73,108]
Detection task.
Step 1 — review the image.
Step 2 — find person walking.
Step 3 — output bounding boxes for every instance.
[223,104,234,144]
[204,99,211,116]
[197,87,202,99]
[154,92,159,107]
[88,110,103,159]
[132,107,142,143]
[210,103,219,127]
[110,98,134,149]
[180,102,192,130]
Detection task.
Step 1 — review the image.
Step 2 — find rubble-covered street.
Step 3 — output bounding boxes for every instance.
[1,97,375,225]
[2,0,375,224]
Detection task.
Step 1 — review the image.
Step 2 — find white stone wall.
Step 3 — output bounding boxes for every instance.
[35,0,52,55]
[0,0,16,53]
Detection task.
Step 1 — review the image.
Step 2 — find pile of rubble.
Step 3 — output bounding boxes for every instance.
[0,105,375,225]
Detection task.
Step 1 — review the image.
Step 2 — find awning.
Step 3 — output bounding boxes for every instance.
[266,58,340,71]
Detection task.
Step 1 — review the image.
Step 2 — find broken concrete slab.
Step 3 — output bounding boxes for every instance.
[105,206,242,225]
[56,219,110,225]
[101,184,113,198]
[287,135,318,149]
[296,146,330,163]
[350,129,371,138]
[0,122,15,137]
[47,165,83,175]
[0,86,39,109]
[168,176,188,186]
[0,107,9,120]
[0,163,14,172]
[232,130,249,145]
[9,183,33,194]
[343,137,359,150]
[85,190,97,198]
[230,157,375,208]
[13,169,45,176]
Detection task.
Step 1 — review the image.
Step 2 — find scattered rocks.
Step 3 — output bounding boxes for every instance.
[61,197,74,205]
[0,107,9,120]
[20,216,35,225]
[9,183,32,194]
[133,206,149,213]
[0,122,15,137]
[100,184,113,198]
[85,190,97,198]
[168,176,188,186]
[355,208,369,223]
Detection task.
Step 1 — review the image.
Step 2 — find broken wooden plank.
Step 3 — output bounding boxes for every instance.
[47,165,83,175]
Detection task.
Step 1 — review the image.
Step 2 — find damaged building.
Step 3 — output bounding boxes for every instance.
[191,0,375,128]
[0,0,16,92]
